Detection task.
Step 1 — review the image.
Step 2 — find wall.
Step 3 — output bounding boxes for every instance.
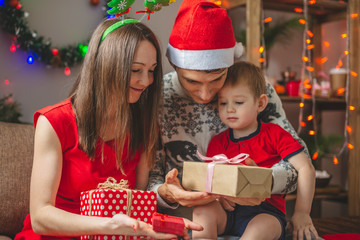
[0,0,179,123]
[0,2,348,133]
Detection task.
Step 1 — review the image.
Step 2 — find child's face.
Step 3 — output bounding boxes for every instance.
[217,82,262,136]
[128,40,157,103]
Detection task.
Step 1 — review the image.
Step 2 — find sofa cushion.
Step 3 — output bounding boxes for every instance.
[0,122,34,238]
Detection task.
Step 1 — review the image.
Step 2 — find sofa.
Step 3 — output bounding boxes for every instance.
[0,121,34,240]
[0,121,320,240]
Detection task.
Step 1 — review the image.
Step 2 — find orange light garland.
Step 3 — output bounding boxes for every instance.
[264,17,272,23]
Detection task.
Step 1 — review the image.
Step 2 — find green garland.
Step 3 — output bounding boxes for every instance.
[0,0,92,68]
[0,94,22,123]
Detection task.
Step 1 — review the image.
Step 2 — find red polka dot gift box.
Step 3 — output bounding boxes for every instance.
[80,179,157,240]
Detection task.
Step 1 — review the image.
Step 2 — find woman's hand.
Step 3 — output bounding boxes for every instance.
[290,211,319,240]
[109,214,203,239]
[109,214,177,239]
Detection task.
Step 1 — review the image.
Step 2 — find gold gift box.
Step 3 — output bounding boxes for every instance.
[182,162,272,198]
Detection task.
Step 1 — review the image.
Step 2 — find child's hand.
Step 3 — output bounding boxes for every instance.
[290,211,319,240]
[222,195,265,206]
[218,197,236,211]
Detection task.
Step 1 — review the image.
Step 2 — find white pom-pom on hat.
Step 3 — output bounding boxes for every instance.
[234,42,244,59]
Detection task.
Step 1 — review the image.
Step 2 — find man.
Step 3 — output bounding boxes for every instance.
[148,0,305,219]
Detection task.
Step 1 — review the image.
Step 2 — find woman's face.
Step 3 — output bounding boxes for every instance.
[128,40,157,103]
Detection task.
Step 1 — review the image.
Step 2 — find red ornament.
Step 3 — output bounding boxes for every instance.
[52,49,59,55]
[90,0,100,6]
[8,0,18,7]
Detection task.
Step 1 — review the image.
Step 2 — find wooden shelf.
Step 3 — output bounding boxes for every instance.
[286,185,347,201]
[280,96,346,111]
[226,0,360,215]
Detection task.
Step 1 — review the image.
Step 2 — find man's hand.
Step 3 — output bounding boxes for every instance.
[158,168,215,207]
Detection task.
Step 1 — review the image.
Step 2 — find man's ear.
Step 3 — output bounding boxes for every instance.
[257,94,268,113]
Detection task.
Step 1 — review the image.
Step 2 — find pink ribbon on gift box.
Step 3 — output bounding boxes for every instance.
[196,150,249,193]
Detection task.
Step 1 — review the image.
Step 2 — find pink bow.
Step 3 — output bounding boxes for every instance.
[197,150,249,193]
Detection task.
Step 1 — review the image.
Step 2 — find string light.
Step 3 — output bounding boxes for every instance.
[10,44,16,52]
[299,19,306,24]
[294,8,303,13]
[346,125,352,134]
[312,152,319,160]
[348,143,354,150]
[333,156,339,165]
[4,79,9,85]
[264,17,272,23]
[27,56,34,64]
[52,49,59,55]
[306,66,314,72]
[307,44,315,49]
[64,67,71,76]
[323,41,330,47]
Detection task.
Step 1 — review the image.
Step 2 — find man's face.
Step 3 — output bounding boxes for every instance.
[176,67,228,104]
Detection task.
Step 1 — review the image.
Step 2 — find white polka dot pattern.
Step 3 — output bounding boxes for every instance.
[80,189,156,240]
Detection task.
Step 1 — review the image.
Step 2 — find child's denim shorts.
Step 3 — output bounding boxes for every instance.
[223,202,287,240]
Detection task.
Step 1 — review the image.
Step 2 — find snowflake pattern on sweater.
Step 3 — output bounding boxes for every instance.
[148,71,308,207]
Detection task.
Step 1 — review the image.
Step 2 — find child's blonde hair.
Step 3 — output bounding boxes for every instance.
[225,61,266,99]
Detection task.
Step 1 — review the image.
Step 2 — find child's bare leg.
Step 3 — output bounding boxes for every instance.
[240,213,282,240]
[192,200,227,239]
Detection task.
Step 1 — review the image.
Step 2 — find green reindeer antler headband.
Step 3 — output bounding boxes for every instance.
[101,0,176,42]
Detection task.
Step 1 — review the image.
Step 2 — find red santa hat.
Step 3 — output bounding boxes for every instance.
[166,0,243,70]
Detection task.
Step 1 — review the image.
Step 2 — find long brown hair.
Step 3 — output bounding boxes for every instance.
[69,18,162,173]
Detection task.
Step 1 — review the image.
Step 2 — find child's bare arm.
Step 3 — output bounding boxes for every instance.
[288,152,319,240]
[288,152,315,213]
